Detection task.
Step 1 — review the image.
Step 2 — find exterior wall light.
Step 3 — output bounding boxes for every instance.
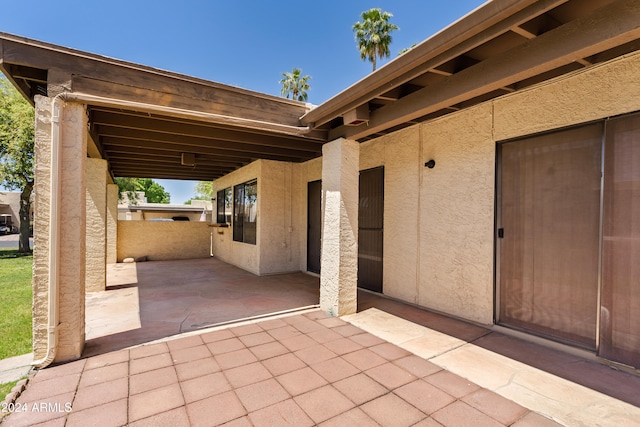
[425,159,436,168]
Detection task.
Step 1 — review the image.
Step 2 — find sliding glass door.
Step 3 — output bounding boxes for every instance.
[498,113,640,367]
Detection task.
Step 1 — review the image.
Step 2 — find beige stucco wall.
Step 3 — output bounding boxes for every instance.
[212,159,304,275]
[106,184,118,264]
[362,50,640,325]
[258,161,301,274]
[85,158,107,292]
[493,50,640,141]
[416,103,495,324]
[116,221,211,262]
[367,127,421,304]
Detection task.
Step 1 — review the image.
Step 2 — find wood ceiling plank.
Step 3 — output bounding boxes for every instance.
[91,110,323,150]
[97,126,318,159]
[108,155,241,168]
[101,136,316,163]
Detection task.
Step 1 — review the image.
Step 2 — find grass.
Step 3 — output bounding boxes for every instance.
[0,380,18,401]
[0,249,33,360]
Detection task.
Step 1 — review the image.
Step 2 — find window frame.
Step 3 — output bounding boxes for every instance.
[216,187,232,224]
[233,179,257,244]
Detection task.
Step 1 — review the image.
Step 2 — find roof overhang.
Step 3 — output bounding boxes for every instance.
[1,0,639,181]
[302,0,640,142]
[0,33,327,180]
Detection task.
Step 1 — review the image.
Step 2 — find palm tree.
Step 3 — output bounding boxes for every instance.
[353,8,399,72]
[279,68,311,102]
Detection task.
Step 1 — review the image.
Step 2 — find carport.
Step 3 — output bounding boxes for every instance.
[0,32,330,365]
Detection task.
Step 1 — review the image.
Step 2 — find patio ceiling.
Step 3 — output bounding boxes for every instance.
[1,0,639,181]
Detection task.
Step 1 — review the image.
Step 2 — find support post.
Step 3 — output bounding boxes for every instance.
[86,158,108,292]
[320,138,359,316]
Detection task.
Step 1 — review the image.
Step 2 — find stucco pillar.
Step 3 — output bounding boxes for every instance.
[106,183,118,264]
[320,138,359,316]
[86,158,108,292]
[55,101,88,361]
[32,98,88,363]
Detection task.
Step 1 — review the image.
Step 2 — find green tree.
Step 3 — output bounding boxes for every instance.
[191,181,212,202]
[114,177,170,204]
[280,68,311,102]
[0,76,34,253]
[353,8,399,72]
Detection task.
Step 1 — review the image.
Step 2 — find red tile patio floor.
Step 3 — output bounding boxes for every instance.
[2,309,560,427]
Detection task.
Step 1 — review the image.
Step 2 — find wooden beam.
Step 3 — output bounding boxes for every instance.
[331,0,640,141]
[111,167,225,181]
[91,110,324,150]
[97,126,318,159]
[0,33,311,125]
[108,155,241,168]
[511,25,537,39]
[101,137,317,163]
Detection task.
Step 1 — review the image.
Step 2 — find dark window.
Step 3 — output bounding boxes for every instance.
[216,188,232,223]
[233,179,257,244]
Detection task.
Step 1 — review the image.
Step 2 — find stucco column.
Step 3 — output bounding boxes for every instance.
[55,101,88,361]
[106,183,118,264]
[86,158,108,292]
[32,97,88,363]
[320,138,359,316]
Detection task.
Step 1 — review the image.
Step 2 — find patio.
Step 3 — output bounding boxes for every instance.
[2,257,639,426]
[84,258,320,356]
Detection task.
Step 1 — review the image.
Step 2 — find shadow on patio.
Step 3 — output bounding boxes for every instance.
[84,257,320,357]
[84,256,640,415]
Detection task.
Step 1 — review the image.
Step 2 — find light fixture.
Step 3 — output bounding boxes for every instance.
[181,153,196,166]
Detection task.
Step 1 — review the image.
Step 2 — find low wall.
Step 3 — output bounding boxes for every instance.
[117,221,211,262]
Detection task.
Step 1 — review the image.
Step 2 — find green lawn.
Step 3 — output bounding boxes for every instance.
[0,380,18,400]
[0,250,33,360]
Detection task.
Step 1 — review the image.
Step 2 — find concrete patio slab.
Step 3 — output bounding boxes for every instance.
[345,308,640,427]
[83,258,320,356]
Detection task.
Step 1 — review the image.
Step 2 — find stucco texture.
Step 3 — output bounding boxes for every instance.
[32,96,53,361]
[212,159,306,276]
[494,51,640,141]
[320,138,359,316]
[57,102,88,362]
[85,158,107,292]
[417,103,495,324]
[117,221,211,262]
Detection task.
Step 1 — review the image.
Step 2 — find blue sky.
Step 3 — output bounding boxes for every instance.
[1,0,485,203]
